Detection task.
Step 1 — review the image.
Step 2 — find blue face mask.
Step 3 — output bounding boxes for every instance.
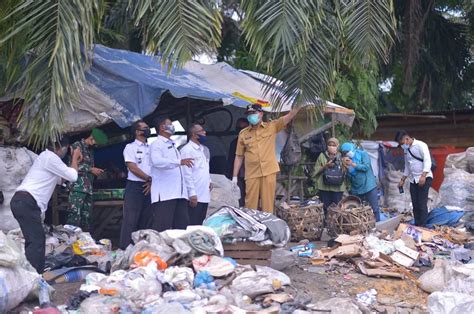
[247,113,260,125]
[197,134,207,143]
[401,144,409,151]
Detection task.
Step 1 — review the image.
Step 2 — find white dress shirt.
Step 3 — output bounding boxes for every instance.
[180,141,211,203]
[403,139,433,183]
[150,135,187,202]
[123,139,151,182]
[16,150,78,212]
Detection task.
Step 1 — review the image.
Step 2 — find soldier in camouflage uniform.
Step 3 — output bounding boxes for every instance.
[67,128,108,231]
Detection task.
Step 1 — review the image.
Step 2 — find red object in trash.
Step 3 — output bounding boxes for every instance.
[33,307,61,314]
[431,146,465,191]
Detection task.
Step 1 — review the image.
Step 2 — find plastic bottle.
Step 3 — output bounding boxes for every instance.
[38,279,52,308]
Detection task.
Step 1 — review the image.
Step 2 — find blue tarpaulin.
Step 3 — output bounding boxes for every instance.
[85,45,252,127]
[425,206,464,228]
[69,45,354,131]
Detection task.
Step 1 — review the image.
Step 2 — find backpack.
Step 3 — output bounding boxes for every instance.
[322,153,345,186]
[281,123,302,166]
[407,148,437,171]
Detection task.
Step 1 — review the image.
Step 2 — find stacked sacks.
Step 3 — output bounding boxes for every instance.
[0,146,37,231]
[0,231,41,312]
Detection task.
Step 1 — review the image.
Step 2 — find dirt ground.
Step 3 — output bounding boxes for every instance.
[283,257,429,313]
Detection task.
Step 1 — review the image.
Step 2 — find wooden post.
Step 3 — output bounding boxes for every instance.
[287,166,292,201]
[331,113,336,137]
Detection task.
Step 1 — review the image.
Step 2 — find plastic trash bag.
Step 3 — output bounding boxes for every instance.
[0,265,41,312]
[143,302,191,314]
[192,255,234,277]
[164,267,194,291]
[270,248,297,270]
[255,265,291,286]
[79,295,137,314]
[420,260,448,293]
[231,270,275,298]
[438,168,474,212]
[0,231,21,267]
[428,292,474,314]
[132,251,167,270]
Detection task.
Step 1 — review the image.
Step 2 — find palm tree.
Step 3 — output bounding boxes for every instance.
[0,0,396,148]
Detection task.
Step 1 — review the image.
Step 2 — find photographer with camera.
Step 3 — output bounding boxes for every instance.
[340,142,381,222]
[312,138,346,217]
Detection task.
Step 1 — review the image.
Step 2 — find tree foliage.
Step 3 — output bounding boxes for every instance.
[0,0,396,147]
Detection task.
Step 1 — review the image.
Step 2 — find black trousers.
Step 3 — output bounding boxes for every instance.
[119,180,151,249]
[237,177,246,207]
[319,190,344,216]
[188,202,209,225]
[151,198,189,232]
[410,177,432,226]
[10,192,45,273]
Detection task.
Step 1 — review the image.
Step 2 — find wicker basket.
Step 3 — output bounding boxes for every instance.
[276,202,325,241]
[327,202,375,236]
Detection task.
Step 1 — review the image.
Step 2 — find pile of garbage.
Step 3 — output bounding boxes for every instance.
[203,206,291,247]
[58,227,298,313]
[1,205,299,312]
[291,221,473,312]
[438,147,474,227]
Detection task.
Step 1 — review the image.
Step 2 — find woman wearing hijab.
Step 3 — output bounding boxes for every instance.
[340,142,381,221]
[312,138,346,217]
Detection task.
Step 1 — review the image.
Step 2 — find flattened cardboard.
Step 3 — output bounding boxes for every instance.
[391,251,415,268]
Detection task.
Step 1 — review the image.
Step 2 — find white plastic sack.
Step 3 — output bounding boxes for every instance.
[0,146,37,231]
[360,141,380,183]
[208,174,240,217]
[445,151,469,171]
[438,168,474,212]
[0,266,41,312]
[0,231,40,312]
[428,292,474,314]
[231,271,274,298]
[80,295,137,314]
[467,147,474,173]
[382,169,412,213]
[419,260,448,293]
[0,231,21,267]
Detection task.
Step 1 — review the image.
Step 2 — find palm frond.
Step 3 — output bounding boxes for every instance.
[129,0,222,68]
[342,0,396,64]
[241,0,336,109]
[241,0,318,69]
[0,0,101,148]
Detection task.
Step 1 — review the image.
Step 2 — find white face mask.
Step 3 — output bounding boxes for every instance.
[164,124,175,135]
[327,145,338,154]
[346,150,355,158]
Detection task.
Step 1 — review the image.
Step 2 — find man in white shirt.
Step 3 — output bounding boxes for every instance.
[181,123,211,225]
[396,130,433,226]
[149,116,194,231]
[119,120,152,249]
[10,137,82,273]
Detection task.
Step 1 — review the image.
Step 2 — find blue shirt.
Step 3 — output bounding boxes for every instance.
[347,149,377,195]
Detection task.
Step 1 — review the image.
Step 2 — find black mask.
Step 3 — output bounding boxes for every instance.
[139,128,151,138]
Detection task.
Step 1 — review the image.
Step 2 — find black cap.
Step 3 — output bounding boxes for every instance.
[245,104,263,114]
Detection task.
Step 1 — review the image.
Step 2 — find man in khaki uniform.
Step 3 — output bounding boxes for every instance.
[232,104,300,213]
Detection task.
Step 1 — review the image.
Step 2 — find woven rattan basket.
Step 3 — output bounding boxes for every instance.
[327,202,375,236]
[276,202,325,241]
